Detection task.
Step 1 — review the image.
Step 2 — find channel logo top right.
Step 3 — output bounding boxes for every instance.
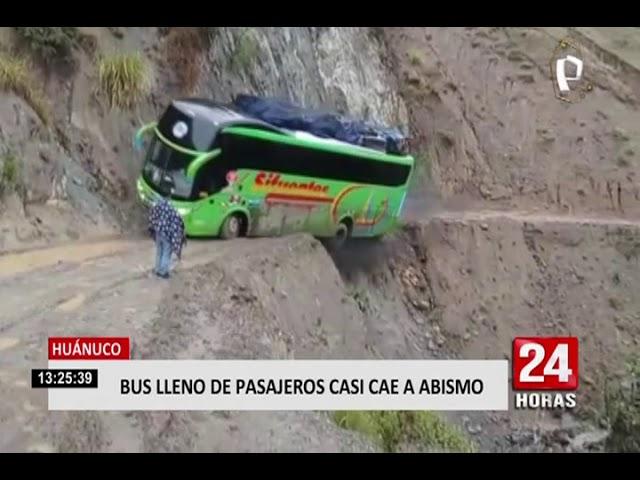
[550,38,593,103]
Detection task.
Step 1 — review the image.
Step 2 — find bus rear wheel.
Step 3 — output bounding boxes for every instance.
[324,220,351,251]
[220,214,242,240]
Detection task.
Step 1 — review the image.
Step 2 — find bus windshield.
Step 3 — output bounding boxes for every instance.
[142,136,196,200]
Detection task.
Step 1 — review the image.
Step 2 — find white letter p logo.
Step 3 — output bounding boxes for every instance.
[556,55,583,93]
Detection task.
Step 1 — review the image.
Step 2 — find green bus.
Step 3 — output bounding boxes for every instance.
[135,98,414,246]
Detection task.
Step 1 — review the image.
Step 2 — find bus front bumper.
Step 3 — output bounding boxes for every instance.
[136,176,158,208]
[136,176,220,237]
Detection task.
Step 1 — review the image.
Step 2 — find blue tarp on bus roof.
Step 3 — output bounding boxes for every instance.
[232,94,408,155]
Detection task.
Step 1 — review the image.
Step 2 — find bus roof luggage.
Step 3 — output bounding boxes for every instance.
[232,94,408,155]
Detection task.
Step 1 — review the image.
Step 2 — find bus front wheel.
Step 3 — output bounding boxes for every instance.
[220,214,242,240]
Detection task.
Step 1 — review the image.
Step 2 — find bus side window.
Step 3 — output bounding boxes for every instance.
[219,132,412,187]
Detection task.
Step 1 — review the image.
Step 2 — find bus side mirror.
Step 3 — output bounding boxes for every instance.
[133,134,144,152]
[134,122,157,152]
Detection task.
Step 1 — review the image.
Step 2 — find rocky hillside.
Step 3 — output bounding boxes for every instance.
[386,27,640,217]
[0,27,407,253]
[4,26,640,249]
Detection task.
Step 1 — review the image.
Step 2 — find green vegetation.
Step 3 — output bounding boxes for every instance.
[231,29,260,73]
[0,151,20,196]
[604,356,640,452]
[333,411,475,452]
[0,53,50,125]
[98,53,149,110]
[612,227,640,261]
[613,127,630,143]
[617,156,630,168]
[13,27,81,65]
[608,297,622,310]
[408,49,423,66]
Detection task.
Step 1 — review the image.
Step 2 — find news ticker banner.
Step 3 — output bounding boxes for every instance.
[48,359,510,411]
[35,338,507,411]
[34,336,585,411]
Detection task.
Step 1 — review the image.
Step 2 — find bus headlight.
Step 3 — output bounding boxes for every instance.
[176,207,191,217]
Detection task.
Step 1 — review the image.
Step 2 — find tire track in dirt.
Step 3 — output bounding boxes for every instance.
[0,239,136,280]
[0,237,258,333]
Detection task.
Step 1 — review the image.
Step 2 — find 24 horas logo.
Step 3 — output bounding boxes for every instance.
[512,337,578,410]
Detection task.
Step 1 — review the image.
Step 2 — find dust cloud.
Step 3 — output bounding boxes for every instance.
[328,181,441,277]
[402,179,444,223]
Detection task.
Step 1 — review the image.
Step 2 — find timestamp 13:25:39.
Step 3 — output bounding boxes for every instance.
[31,369,98,388]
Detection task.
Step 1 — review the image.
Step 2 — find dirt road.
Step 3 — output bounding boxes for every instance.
[0,233,378,452]
[0,236,252,332]
[0,236,266,451]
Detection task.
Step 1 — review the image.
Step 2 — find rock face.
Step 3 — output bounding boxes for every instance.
[0,94,120,252]
[199,27,408,128]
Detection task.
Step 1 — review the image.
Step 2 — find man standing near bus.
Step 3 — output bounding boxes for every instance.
[148,192,186,278]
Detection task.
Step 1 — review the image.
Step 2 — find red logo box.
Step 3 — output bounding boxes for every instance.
[512,337,579,391]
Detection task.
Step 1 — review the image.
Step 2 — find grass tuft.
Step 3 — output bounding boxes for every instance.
[0,151,21,197]
[407,48,423,66]
[334,411,475,452]
[98,53,149,110]
[0,53,50,125]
